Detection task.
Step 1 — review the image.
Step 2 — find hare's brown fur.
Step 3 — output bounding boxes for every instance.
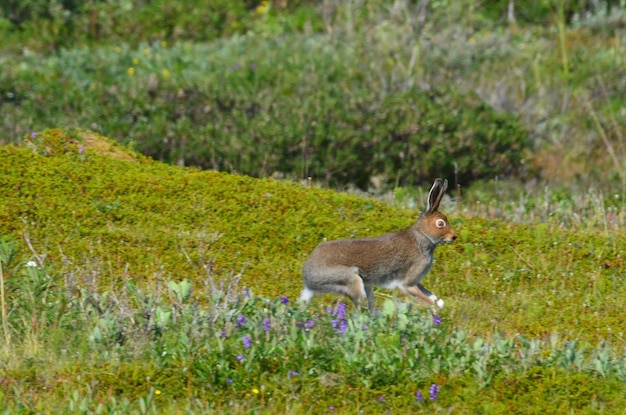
[300,178,457,314]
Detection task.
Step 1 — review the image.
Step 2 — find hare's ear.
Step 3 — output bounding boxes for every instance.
[425,178,448,213]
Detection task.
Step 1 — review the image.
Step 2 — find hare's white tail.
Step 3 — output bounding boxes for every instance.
[299,287,315,304]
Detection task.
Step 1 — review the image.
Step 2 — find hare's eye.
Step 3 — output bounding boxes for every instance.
[436,219,446,228]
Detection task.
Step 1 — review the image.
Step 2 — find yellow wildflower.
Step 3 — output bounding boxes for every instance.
[161,40,168,48]
[128,67,135,76]
[256,0,269,13]
[143,48,150,56]
[132,58,139,65]
[252,387,260,394]
[155,389,162,396]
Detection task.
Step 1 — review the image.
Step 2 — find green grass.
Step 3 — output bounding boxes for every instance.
[1,129,625,413]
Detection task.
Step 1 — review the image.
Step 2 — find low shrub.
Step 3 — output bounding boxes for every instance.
[0,35,530,190]
[0,0,323,52]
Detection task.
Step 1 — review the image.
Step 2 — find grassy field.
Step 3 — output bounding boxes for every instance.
[0,129,625,413]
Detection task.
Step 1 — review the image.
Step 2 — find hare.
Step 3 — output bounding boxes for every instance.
[300,178,457,315]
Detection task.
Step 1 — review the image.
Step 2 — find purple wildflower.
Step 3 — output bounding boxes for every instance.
[243,335,252,349]
[331,318,348,334]
[416,391,423,402]
[362,324,369,330]
[78,146,84,154]
[263,318,271,332]
[378,396,385,402]
[242,287,250,298]
[30,132,37,138]
[288,370,299,378]
[227,378,233,383]
[220,330,227,338]
[304,319,315,330]
[237,355,244,362]
[334,302,347,319]
[329,406,335,411]
[433,314,441,326]
[236,315,246,326]
[429,384,440,401]
[280,295,289,304]
[330,302,349,334]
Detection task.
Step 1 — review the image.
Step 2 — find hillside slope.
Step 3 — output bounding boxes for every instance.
[1,129,624,343]
[1,129,415,296]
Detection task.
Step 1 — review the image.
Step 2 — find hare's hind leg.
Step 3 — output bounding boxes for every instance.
[323,267,367,308]
[303,265,367,308]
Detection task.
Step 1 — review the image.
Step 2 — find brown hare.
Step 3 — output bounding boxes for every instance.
[300,178,457,315]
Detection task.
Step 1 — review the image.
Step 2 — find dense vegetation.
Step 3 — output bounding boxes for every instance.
[1,1,625,413]
[0,39,530,189]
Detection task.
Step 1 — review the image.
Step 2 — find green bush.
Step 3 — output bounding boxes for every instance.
[0,35,530,190]
[2,0,621,52]
[0,0,323,52]
[3,0,625,190]
[475,0,623,25]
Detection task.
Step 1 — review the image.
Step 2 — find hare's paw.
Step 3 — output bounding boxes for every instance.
[429,294,444,310]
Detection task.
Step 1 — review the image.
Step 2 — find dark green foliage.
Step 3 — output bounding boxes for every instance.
[1,0,622,52]
[128,81,528,189]
[477,0,623,25]
[0,0,322,51]
[0,35,530,190]
[2,1,625,191]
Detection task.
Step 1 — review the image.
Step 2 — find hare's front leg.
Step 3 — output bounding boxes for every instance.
[417,283,444,309]
[405,284,444,309]
[364,285,376,316]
